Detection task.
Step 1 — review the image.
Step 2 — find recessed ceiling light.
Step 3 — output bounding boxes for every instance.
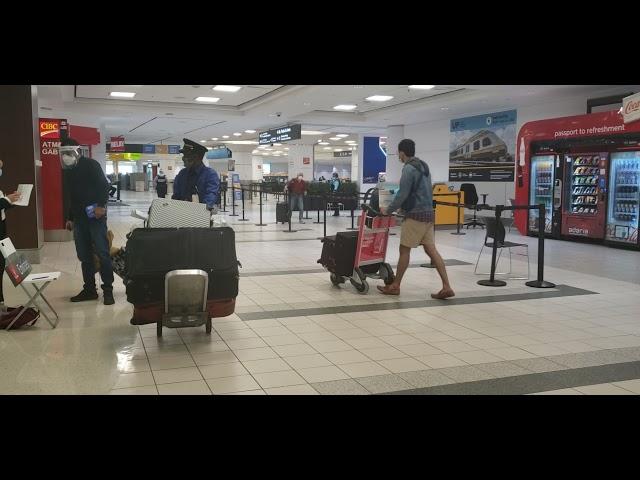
[323,147,332,150]
[366,95,394,102]
[441,107,449,111]
[380,136,387,139]
[345,140,356,144]
[284,147,289,150]
[333,104,357,111]
[319,142,330,145]
[334,149,343,152]
[110,92,136,98]
[380,141,386,145]
[211,137,218,141]
[329,137,342,141]
[336,134,349,138]
[301,130,325,135]
[245,129,256,134]
[195,96,220,103]
[408,85,435,90]
[222,135,230,139]
[274,143,282,146]
[233,132,242,136]
[213,85,242,92]
[200,140,207,143]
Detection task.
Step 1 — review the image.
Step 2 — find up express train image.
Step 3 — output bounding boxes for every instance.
[449,129,512,165]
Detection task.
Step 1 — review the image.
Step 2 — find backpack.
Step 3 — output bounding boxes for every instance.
[0,307,41,330]
[401,158,430,212]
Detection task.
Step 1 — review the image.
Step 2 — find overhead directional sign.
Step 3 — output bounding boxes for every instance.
[258,124,301,145]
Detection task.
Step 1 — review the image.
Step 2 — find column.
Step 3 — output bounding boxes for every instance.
[385,125,405,184]
[287,143,314,180]
[0,85,44,263]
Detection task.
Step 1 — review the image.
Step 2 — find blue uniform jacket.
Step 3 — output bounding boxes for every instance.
[172,164,220,209]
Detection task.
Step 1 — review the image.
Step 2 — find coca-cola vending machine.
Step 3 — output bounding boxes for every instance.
[561,152,609,240]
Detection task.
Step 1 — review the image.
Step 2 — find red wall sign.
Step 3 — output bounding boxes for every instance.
[40,120,60,139]
[303,157,310,165]
[110,136,125,152]
[39,118,66,230]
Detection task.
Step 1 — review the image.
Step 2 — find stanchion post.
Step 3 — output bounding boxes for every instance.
[451,191,466,236]
[282,189,297,233]
[255,185,267,226]
[526,203,556,288]
[478,205,507,287]
[313,195,322,224]
[347,194,358,230]
[238,188,249,221]
[229,183,238,216]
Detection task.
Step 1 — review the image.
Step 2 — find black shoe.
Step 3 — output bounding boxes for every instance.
[103,292,115,305]
[70,289,99,302]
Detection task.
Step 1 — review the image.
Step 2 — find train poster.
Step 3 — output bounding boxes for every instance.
[449,109,517,182]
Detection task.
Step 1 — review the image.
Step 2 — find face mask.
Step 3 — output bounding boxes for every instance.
[62,154,78,167]
[298,176,303,180]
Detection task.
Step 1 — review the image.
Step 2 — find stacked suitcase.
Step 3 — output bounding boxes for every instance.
[123,199,239,335]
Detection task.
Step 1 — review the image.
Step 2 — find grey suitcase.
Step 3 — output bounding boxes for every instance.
[148,198,210,228]
[158,269,210,336]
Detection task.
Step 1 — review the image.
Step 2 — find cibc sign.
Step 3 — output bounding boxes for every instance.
[622,92,640,125]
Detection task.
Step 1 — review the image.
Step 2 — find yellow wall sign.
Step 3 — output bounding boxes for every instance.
[107,153,141,161]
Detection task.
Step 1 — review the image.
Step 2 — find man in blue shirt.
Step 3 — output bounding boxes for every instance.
[172,138,220,209]
[379,139,454,300]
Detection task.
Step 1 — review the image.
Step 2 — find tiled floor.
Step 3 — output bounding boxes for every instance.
[1,189,639,395]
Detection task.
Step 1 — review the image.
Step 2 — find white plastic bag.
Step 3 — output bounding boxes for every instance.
[212,214,228,228]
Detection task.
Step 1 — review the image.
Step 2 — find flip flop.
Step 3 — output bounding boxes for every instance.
[377,285,400,295]
[431,290,455,300]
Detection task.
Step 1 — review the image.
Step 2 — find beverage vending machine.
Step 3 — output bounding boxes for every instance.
[606,151,640,246]
[528,154,557,235]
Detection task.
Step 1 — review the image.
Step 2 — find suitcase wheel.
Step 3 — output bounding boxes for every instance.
[157,321,163,337]
[330,273,344,286]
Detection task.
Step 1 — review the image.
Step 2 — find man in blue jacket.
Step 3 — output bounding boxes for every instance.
[378,139,454,300]
[172,138,220,209]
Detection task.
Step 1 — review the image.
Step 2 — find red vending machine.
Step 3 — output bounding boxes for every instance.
[514,110,640,250]
[561,152,608,240]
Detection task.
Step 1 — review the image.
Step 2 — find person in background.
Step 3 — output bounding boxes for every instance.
[154,168,168,198]
[285,172,307,224]
[0,159,22,306]
[172,138,220,209]
[331,172,341,216]
[61,138,115,306]
[107,173,117,198]
[378,139,454,300]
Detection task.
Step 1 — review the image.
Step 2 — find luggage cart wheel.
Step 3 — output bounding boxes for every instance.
[157,321,163,337]
[206,318,212,334]
[350,277,369,294]
[330,273,344,286]
[379,263,395,286]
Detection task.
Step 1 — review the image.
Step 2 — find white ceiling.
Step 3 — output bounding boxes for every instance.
[37,85,639,149]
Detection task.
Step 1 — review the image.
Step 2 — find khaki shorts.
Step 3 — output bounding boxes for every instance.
[400,218,435,248]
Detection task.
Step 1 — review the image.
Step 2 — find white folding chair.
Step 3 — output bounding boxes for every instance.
[1,238,60,330]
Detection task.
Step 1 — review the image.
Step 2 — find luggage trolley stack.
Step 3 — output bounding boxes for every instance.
[318,190,395,294]
[125,199,239,336]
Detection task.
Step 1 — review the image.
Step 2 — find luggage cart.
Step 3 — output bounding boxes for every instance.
[158,269,211,337]
[319,204,396,294]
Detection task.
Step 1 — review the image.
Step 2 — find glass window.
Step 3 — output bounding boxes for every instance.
[465,145,470,153]
[105,161,114,175]
[482,137,492,147]
[473,140,480,151]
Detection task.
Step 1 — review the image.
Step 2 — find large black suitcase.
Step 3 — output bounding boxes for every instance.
[319,231,358,277]
[276,202,290,223]
[124,227,239,304]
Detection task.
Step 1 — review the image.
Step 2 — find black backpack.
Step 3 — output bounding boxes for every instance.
[401,159,430,212]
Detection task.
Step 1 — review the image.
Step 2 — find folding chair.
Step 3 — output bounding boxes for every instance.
[0,238,60,330]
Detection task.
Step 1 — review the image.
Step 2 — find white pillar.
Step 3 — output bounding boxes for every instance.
[385,125,405,184]
[94,124,107,172]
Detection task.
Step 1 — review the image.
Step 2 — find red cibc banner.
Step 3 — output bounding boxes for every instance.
[39,117,66,230]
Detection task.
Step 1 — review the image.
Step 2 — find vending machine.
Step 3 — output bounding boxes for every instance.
[561,152,608,240]
[528,155,556,235]
[606,151,640,247]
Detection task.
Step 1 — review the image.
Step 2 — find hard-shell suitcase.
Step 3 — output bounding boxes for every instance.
[124,227,239,304]
[147,198,210,228]
[276,202,290,224]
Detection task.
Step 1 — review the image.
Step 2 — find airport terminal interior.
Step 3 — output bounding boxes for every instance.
[1,84,640,395]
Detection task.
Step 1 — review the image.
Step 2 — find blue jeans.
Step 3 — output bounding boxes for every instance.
[73,217,114,292]
[289,194,304,221]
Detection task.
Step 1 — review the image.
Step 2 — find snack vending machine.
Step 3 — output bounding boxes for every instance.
[606,151,640,247]
[561,153,608,240]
